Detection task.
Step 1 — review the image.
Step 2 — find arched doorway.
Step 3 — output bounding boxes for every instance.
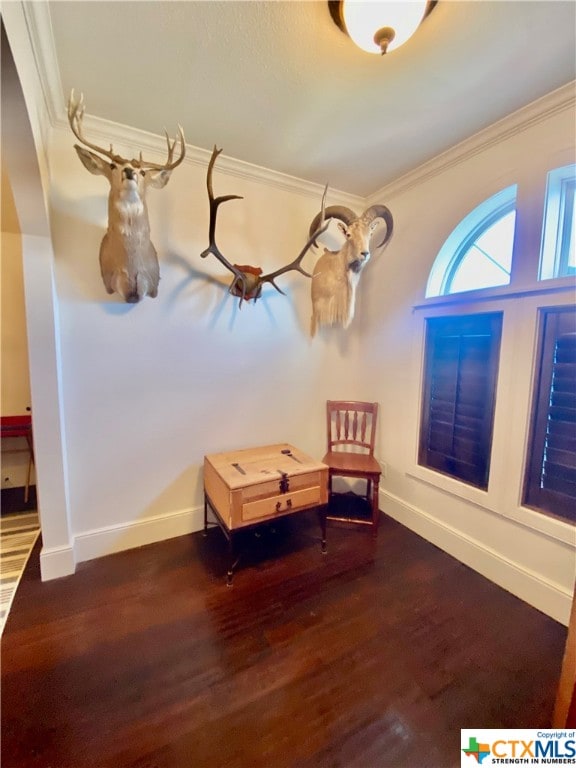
[1,14,73,579]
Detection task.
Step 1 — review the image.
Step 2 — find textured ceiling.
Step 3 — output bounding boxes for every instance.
[49,1,576,197]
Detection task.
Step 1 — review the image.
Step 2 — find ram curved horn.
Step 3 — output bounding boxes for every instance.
[308,205,357,239]
[361,204,394,249]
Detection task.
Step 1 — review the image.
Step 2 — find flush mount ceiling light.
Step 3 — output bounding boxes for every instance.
[329,0,437,55]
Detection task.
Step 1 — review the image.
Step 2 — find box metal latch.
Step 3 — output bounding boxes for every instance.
[278,471,290,494]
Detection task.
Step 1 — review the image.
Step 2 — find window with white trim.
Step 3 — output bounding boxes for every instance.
[420,166,575,514]
[539,164,576,280]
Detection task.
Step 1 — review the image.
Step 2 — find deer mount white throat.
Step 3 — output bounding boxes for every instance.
[68,91,186,303]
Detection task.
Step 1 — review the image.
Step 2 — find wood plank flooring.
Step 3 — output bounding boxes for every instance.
[1,512,567,768]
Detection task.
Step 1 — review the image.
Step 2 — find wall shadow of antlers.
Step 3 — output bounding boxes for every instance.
[200,146,329,307]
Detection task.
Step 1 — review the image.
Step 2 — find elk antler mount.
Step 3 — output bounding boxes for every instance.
[200,146,329,306]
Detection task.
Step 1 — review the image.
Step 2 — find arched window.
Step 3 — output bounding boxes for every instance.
[425,185,517,298]
[418,170,575,511]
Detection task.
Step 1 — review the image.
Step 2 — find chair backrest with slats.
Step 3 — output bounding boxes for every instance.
[326,400,378,455]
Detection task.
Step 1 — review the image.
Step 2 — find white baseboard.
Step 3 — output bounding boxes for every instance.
[43,495,572,627]
[40,543,76,581]
[381,490,572,626]
[73,505,205,565]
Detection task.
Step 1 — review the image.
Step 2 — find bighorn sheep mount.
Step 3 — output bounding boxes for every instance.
[200,146,329,306]
[308,203,394,336]
[68,91,186,303]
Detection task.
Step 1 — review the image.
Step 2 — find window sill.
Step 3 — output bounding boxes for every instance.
[407,465,491,508]
[406,465,576,547]
[413,277,575,310]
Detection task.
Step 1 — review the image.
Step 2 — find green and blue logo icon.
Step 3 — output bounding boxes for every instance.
[462,736,491,764]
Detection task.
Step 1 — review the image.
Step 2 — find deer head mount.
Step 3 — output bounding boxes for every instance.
[308,203,393,336]
[200,146,329,306]
[67,90,186,303]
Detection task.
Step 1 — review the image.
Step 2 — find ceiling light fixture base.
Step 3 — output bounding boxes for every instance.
[329,0,437,55]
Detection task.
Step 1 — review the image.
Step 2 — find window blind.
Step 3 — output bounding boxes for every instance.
[419,314,502,489]
[525,307,576,522]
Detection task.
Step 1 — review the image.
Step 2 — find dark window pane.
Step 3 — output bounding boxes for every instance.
[524,307,576,523]
[419,313,502,489]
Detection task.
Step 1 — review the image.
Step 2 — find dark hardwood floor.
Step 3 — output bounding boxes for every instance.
[1,485,37,515]
[1,511,567,768]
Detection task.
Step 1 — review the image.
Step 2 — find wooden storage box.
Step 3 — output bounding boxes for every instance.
[204,443,328,531]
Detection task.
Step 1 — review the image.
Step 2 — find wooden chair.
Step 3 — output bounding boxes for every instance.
[323,400,381,533]
[0,414,35,504]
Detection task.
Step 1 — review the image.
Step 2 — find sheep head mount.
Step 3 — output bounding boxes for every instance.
[68,90,186,303]
[200,146,329,306]
[308,203,393,336]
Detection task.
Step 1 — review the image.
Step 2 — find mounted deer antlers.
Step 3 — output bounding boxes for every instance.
[200,146,329,306]
[68,90,186,303]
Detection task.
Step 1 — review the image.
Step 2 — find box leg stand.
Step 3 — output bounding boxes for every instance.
[204,493,241,586]
[318,505,328,554]
[204,493,328,585]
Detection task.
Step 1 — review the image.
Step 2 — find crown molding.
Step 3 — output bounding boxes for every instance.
[52,110,363,207]
[368,80,576,203]
[21,0,64,128]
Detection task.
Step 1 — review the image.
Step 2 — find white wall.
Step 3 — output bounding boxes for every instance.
[47,126,366,561]
[361,98,576,624]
